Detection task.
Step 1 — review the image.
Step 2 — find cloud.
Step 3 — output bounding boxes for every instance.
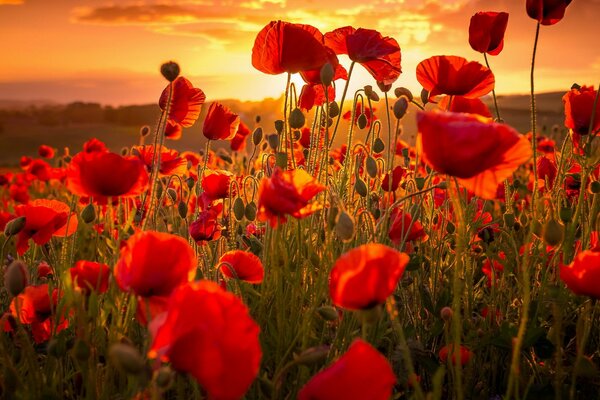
[72,4,203,25]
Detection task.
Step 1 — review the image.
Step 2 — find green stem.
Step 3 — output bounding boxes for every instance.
[329,61,356,147]
[484,53,502,121]
[530,21,541,215]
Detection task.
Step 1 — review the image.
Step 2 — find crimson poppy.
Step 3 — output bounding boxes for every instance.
[148,280,261,400]
[218,250,264,284]
[114,231,196,297]
[203,102,240,141]
[439,95,492,118]
[388,208,427,244]
[257,167,325,226]
[70,260,110,295]
[252,20,330,75]
[329,243,409,310]
[416,111,531,199]
[189,203,223,244]
[14,199,78,255]
[159,76,205,128]
[231,121,251,152]
[469,12,509,55]
[165,119,183,140]
[38,145,55,159]
[325,27,401,85]
[26,159,53,182]
[439,344,474,366]
[482,253,505,288]
[560,250,600,299]
[563,85,600,136]
[526,0,573,25]
[201,169,233,201]
[298,339,396,400]
[416,56,495,102]
[133,145,187,176]
[538,156,557,189]
[298,84,336,112]
[67,151,149,201]
[83,138,108,153]
[381,166,405,192]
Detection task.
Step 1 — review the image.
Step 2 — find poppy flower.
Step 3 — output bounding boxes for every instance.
[201,169,233,201]
[66,151,149,201]
[388,208,427,244]
[416,56,495,102]
[439,95,492,118]
[329,243,409,310]
[203,102,240,141]
[38,145,55,159]
[526,0,573,25]
[481,253,505,288]
[14,199,78,255]
[257,167,325,226]
[538,156,557,189]
[252,20,330,75]
[218,250,264,284]
[439,344,474,366]
[133,145,187,177]
[70,260,110,295]
[159,76,205,128]
[416,111,531,199]
[563,85,600,136]
[381,166,405,192]
[298,84,336,112]
[83,138,108,153]
[148,280,261,400]
[325,26,401,85]
[342,105,377,129]
[114,231,196,298]
[469,12,509,55]
[189,203,223,244]
[298,339,396,400]
[20,156,32,168]
[560,250,600,299]
[26,159,53,182]
[231,121,251,152]
[165,119,183,140]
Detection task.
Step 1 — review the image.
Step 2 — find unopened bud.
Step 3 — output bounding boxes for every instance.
[4,260,28,297]
[140,125,151,137]
[357,114,368,129]
[354,178,368,197]
[394,87,414,101]
[160,61,180,82]
[178,201,188,219]
[245,202,257,221]
[252,127,263,146]
[335,211,355,242]
[4,216,26,236]
[320,63,334,87]
[233,197,245,221]
[373,137,385,154]
[364,85,380,102]
[543,218,564,247]
[294,345,330,366]
[503,213,515,228]
[366,156,378,178]
[81,203,96,224]
[267,134,279,150]
[317,305,339,321]
[274,120,284,134]
[393,97,409,119]
[289,108,306,129]
[109,343,145,375]
[420,88,429,105]
[156,366,174,389]
[328,102,340,118]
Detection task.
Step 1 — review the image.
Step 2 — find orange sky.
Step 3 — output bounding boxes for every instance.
[0,0,598,105]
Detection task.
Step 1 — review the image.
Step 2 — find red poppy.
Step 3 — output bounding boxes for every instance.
[201,170,233,201]
[257,168,325,226]
[203,102,240,141]
[389,208,427,244]
[231,121,251,152]
[560,250,600,299]
[563,85,600,136]
[342,105,377,129]
[218,250,264,284]
[66,151,149,201]
[538,156,557,189]
[37,261,52,279]
[381,166,405,192]
[159,76,205,128]
[325,27,401,85]
[329,243,409,310]
[38,145,55,159]
[416,111,531,199]
[299,47,348,86]
[14,199,78,255]
[83,138,108,153]
[298,339,396,400]
[70,260,110,295]
[252,20,330,75]
[439,344,474,366]
[416,56,495,102]
[133,145,187,176]
[482,253,505,288]
[165,119,183,140]
[20,156,32,168]
[26,159,53,182]
[148,280,261,400]
[439,95,492,118]
[189,203,223,244]
[298,84,336,112]
[469,12,509,55]
[114,231,196,297]
[526,0,572,25]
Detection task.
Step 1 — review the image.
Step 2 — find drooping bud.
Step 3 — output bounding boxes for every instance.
[167,188,177,202]
[294,345,330,366]
[320,63,334,87]
[109,343,145,375]
[335,211,355,242]
[543,218,564,247]
[317,305,339,321]
[4,216,26,236]
[366,156,378,178]
[155,366,174,389]
[245,202,257,221]
[364,85,380,102]
[373,137,385,154]
[81,203,96,224]
[233,197,245,221]
[178,201,188,219]
[357,114,368,129]
[328,102,340,118]
[289,108,306,129]
[354,178,368,197]
[274,120,284,134]
[503,213,515,228]
[394,87,413,101]
[4,260,28,297]
[420,88,429,105]
[267,134,279,150]
[252,127,263,146]
[393,97,409,120]
[160,61,180,82]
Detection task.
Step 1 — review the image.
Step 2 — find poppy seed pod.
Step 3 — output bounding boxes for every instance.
[160,61,180,82]
[4,216,26,236]
[4,260,29,297]
[393,97,409,119]
[320,63,335,86]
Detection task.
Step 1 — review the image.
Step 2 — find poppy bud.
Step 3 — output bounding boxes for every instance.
[440,306,453,321]
[233,197,245,221]
[292,129,301,142]
[328,102,340,118]
[167,188,177,202]
[317,305,339,321]
[289,108,306,129]
[120,147,129,156]
[4,216,26,236]
[357,114,368,129]
[364,85,380,102]
[415,177,426,190]
[252,127,263,146]
[81,203,96,224]
[355,178,368,197]
[274,120,284,134]
[4,260,28,297]
[294,345,330,366]
[178,201,188,219]
[155,366,174,389]
[186,177,195,189]
[393,97,409,120]
[160,61,180,82]
[267,134,279,150]
[395,87,414,101]
[543,218,564,247]
[255,115,261,124]
[109,343,145,375]
[446,221,456,234]
[420,88,429,105]
[218,151,233,164]
[436,181,448,190]
[140,125,151,137]
[590,181,600,194]
[245,202,257,221]
[373,137,385,154]
[320,63,334,87]
[335,211,355,242]
[366,156,378,178]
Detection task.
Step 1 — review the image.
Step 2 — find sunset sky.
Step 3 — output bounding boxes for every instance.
[1,0,598,105]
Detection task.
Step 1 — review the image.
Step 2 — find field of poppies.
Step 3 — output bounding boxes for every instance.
[1,1,600,399]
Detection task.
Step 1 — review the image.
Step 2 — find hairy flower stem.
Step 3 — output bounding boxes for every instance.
[329,61,356,147]
[484,53,502,121]
[283,73,293,169]
[385,92,393,191]
[530,21,541,215]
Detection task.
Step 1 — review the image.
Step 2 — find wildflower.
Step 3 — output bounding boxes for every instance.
[231,121,252,152]
[438,95,492,118]
[189,203,223,244]
[560,250,600,299]
[388,208,427,244]
[159,76,205,139]
[468,12,509,55]
[38,145,55,159]
[201,169,233,201]
[563,85,600,136]
[439,344,474,366]
[203,102,240,141]
[526,0,573,25]
[133,145,187,176]
[70,260,110,295]
[218,250,264,284]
